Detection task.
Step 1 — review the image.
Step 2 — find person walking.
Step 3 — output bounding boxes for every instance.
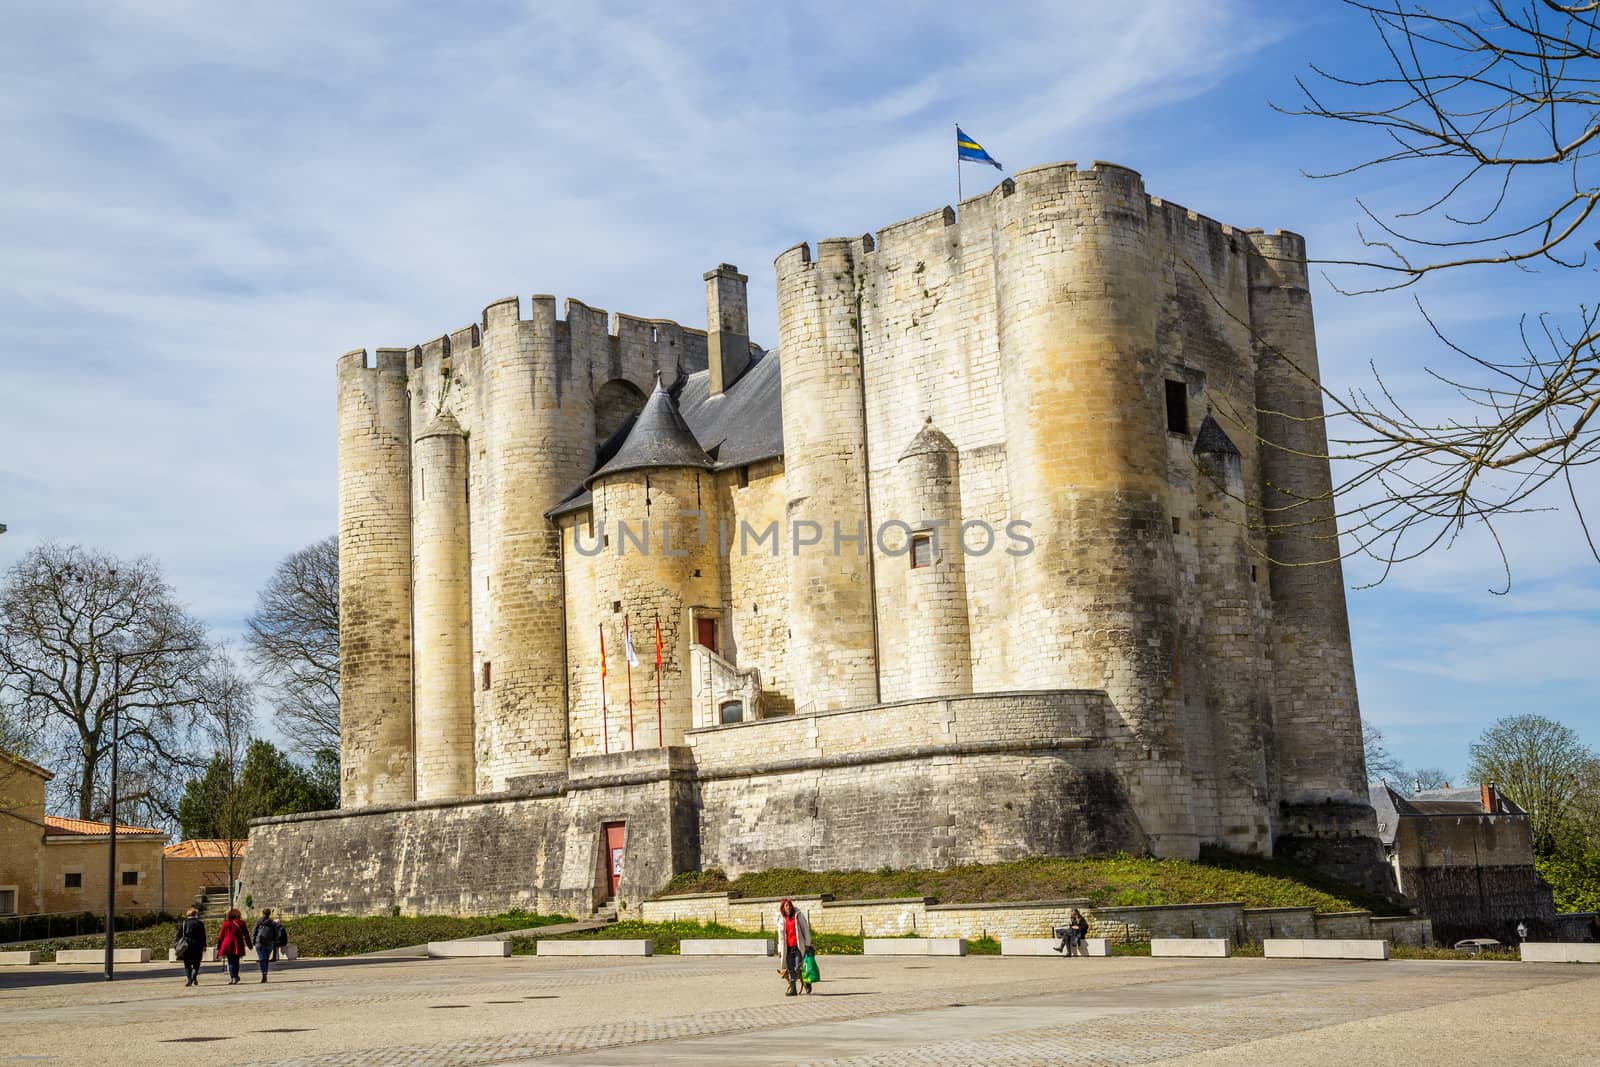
[174,907,207,987]
[776,898,813,996]
[217,907,253,986]
[252,908,282,983]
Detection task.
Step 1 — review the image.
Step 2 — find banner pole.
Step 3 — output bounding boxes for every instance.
[625,616,636,750]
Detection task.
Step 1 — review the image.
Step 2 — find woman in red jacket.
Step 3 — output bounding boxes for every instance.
[217,907,253,986]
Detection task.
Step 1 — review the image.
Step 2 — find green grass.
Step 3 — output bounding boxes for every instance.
[509,919,871,956]
[655,849,1397,915]
[9,910,573,961]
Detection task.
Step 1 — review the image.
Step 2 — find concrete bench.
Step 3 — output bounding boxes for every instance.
[168,945,298,962]
[1521,943,1600,964]
[1264,939,1389,960]
[1001,937,1110,957]
[57,948,149,965]
[0,951,40,965]
[428,940,511,958]
[536,939,653,956]
[864,938,966,957]
[680,939,775,956]
[1151,938,1230,958]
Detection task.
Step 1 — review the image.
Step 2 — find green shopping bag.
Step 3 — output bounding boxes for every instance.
[801,949,820,984]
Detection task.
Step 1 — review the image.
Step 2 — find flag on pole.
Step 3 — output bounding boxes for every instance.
[956,127,1002,170]
[654,614,663,668]
[625,622,640,669]
[599,625,607,678]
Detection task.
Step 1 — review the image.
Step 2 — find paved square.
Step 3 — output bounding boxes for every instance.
[1,954,1595,1065]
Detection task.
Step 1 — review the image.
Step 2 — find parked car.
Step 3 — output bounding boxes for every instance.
[1453,938,1503,955]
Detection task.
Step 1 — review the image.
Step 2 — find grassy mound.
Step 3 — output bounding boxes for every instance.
[10,910,573,961]
[655,849,1397,914]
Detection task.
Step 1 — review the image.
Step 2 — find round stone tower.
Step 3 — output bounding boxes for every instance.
[582,381,720,752]
[990,162,1196,857]
[891,419,972,699]
[336,347,415,807]
[775,236,880,712]
[411,411,476,800]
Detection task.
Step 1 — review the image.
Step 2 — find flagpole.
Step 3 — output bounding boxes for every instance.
[654,612,664,746]
[955,122,962,206]
[599,624,610,755]
[625,616,636,750]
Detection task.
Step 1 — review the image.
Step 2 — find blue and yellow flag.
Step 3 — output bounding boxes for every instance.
[956,127,1002,170]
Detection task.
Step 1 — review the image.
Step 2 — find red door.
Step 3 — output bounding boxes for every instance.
[695,618,717,654]
[603,823,626,897]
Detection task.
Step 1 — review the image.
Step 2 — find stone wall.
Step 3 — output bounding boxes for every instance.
[1391,810,1556,944]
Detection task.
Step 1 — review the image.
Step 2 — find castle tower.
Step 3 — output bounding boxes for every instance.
[890,420,972,699]
[1243,231,1368,807]
[775,237,880,711]
[583,382,720,751]
[476,296,596,789]
[990,163,1196,857]
[705,264,750,396]
[411,411,476,800]
[336,347,415,807]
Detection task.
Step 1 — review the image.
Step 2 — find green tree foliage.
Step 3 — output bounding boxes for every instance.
[177,739,336,840]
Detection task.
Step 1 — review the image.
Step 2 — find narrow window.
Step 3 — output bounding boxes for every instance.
[1250,565,1258,584]
[612,600,622,613]
[1171,516,1181,534]
[910,532,933,569]
[737,466,750,489]
[64,872,82,889]
[482,661,492,691]
[121,870,138,887]
[1165,380,1189,435]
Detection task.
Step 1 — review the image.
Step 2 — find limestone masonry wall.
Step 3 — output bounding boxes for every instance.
[315,159,1391,913]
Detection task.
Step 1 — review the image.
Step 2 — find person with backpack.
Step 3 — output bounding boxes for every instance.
[174,908,207,987]
[775,898,813,996]
[252,908,282,983]
[217,908,253,985]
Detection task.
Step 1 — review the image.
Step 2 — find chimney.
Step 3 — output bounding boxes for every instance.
[705,263,749,396]
[1481,781,1499,814]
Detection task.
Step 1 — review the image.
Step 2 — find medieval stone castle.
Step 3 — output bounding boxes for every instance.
[246,161,1388,916]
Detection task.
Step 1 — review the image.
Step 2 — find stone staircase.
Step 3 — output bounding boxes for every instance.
[195,887,231,918]
[593,900,618,923]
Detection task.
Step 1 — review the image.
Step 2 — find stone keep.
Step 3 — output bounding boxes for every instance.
[265,161,1389,918]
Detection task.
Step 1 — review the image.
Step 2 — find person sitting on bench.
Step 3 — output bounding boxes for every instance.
[1053,909,1090,955]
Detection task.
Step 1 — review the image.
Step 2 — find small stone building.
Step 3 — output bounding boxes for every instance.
[1370,782,1556,944]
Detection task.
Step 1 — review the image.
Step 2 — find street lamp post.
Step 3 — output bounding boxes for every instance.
[104,643,195,981]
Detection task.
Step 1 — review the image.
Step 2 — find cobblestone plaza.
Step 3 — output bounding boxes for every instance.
[3,954,1595,1066]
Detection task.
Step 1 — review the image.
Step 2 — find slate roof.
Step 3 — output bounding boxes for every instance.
[44,815,165,838]
[1367,781,1526,845]
[1193,413,1241,456]
[587,379,715,485]
[550,347,783,517]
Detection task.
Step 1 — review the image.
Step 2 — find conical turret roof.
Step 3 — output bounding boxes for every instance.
[1193,413,1241,457]
[588,379,714,485]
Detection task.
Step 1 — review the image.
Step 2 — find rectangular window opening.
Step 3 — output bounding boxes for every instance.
[1171,516,1181,534]
[910,532,933,569]
[64,872,82,889]
[121,870,138,887]
[482,661,492,691]
[737,466,750,488]
[1165,379,1189,435]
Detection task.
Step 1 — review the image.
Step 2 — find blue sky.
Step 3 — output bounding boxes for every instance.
[1,1,1595,779]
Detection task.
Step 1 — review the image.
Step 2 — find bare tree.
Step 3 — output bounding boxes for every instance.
[1363,721,1407,784]
[1271,1,1599,584]
[0,543,220,826]
[1410,767,1453,792]
[1466,713,1599,852]
[195,647,255,902]
[245,536,339,760]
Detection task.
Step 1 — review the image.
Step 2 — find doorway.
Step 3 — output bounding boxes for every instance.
[602,822,626,899]
[695,617,717,654]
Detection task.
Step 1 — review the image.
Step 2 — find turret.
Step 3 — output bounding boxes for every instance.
[580,381,720,752]
[336,347,415,807]
[776,237,880,711]
[888,420,972,699]
[412,411,475,799]
[990,162,1196,858]
[705,264,750,396]
[1242,231,1368,806]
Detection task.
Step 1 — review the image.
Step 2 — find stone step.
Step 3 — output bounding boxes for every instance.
[1264,939,1389,960]
[863,938,967,957]
[537,939,652,956]
[1001,937,1111,957]
[1151,938,1230,958]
